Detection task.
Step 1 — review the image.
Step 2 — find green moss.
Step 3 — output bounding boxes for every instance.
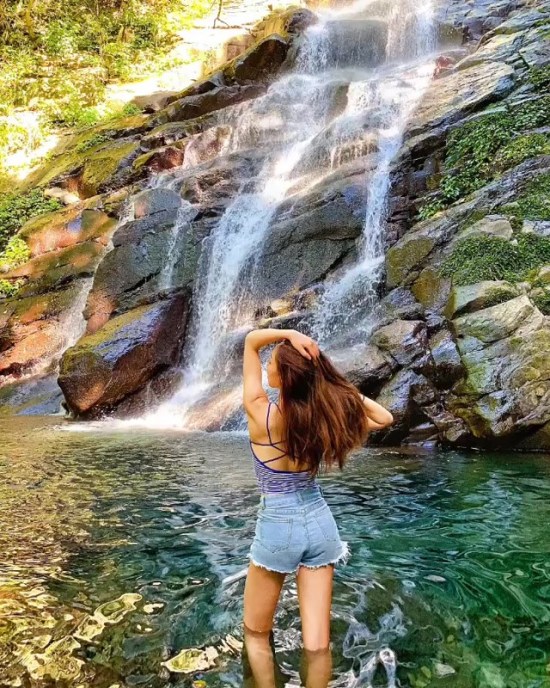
[417,97,550,216]
[75,133,113,153]
[386,235,436,287]
[440,233,550,286]
[79,140,139,196]
[529,65,550,93]
[0,190,62,252]
[500,174,550,221]
[494,133,550,171]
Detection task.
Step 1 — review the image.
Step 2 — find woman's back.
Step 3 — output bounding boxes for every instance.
[249,400,309,473]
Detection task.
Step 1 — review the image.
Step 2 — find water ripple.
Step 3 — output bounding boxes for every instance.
[0,417,549,686]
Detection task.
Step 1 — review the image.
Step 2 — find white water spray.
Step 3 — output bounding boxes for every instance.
[139,0,436,429]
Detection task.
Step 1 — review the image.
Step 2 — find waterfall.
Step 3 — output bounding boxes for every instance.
[140,0,436,429]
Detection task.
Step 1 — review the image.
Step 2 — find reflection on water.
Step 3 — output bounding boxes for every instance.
[1,417,550,687]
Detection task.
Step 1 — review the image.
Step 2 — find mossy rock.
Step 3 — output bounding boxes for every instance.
[3,284,82,324]
[411,266,451,309]
[79,140,140,197]
[444,280,520,319]
[19,206,116,257]
[58,295,189,416]
[6,241,105,297]
[386,234,436,288]
[26,138,140,198]
[451,294,535,344]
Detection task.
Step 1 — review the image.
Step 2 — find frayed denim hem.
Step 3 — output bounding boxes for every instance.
[248,542,350,574]
[247,553,296,575]
[300,541,350,570]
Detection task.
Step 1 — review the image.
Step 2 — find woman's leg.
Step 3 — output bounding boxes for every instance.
[243,628,277,688]
[296,565,334,651]
[244,563,286,633]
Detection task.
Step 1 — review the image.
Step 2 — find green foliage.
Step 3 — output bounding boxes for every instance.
[513,95,550,129]
[494,133,550,171]
[441,113,517,202]
[0,278,23,298]
[0,0,211,166]
[0,190,62,252]
[532,290,550,315]
[440,234,550,286]
[0,236,31,272]
[529,66,550,93]
[417,199,445,221]
[120,103,142,117]
[501,174,550,222]
[417,97,550,217]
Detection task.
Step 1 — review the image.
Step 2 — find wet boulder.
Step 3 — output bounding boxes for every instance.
[58,294,189,417]
[153,84,266,126]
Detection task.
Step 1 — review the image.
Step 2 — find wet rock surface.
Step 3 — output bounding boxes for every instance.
[59,294,189,417]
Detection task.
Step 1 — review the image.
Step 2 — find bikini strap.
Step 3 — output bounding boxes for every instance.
[263,453,286,464]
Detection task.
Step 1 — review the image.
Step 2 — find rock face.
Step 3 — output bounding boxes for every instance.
[58,295,189,416]
[1,1,549,450]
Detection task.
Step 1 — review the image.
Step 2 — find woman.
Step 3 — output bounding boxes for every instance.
[242,327,394,655]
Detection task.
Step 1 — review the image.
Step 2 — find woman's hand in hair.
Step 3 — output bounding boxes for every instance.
[288,331,320,361]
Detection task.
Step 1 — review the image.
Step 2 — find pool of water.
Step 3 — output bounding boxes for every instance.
[1,417,549,687]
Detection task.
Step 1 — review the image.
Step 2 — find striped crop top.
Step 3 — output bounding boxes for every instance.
[249,401,316,494]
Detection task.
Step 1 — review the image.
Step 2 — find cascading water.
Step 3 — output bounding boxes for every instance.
[140,0,437,429]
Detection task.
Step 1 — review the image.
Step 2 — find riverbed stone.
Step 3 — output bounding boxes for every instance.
[58,295,189,416]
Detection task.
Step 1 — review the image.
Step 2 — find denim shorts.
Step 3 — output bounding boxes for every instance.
[248,485,349,574]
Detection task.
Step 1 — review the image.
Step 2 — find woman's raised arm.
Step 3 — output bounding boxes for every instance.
[360,393,394,431]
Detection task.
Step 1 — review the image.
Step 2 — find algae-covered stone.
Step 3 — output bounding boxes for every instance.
[163,646,218,674]
[58,295,189,416]
[27,132,142,197]
[453,215,513,244]
[6,242,104,297]
[451,294,535,343]
[19,206,117,257]
[386,234,436,288]
[411,267,451,310]
[444,280,520,318]
[79,140,140,197]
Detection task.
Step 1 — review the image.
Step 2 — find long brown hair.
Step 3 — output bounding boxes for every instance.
[275,340,369,475]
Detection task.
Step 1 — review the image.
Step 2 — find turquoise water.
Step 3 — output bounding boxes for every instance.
[1,417,549,687]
